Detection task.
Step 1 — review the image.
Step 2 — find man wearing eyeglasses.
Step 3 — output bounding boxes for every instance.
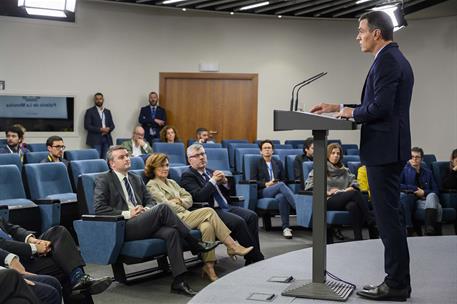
[41,135,69,167]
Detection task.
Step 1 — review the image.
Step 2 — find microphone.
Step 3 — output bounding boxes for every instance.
[289,72,326,111]
[294,72,327,111]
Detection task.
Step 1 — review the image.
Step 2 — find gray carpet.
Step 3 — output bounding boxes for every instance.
[86,218,455,304]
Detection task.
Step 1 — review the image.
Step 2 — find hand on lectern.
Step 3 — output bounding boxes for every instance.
[309,103,340,114]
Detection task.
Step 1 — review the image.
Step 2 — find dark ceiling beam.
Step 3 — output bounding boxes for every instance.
[293,0,344,16]
[314,0,357,17]
[176,0,214,7]
[403,0,450,15]
[255,0,309,13]
[197,0,239,9]
[216,0,262,11]
[332,0,385,17]
[276,0,332,14]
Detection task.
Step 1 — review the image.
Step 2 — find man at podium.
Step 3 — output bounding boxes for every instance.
[311,10,413,302]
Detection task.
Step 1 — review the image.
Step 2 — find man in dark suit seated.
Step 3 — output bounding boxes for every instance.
[180,143,264,265]
[83,92,115,159]
[0,126,30,162]
[94,145,219,296]
[0,267,62,304]
[138,91,167,145]
[293,137,314,190]
[40,135,69,167]
[0,218,112,302]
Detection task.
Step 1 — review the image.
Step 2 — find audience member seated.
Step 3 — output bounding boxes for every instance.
[160,125,180,143]
[0,267,62,304]
[400,147,443,235]
[138,91,167,145]
[40,135,69,167]
[180,143,264,265]
[252,140,297,239]
[0,125,30,162]
[121,125,153,157]
[13,124,29,151]
[144,153,253,282]
[305,143,377,241]
[0,217,112,301]
[94,145,219,296]
[195,128,215,144]
[442,148,457,190]
[293,137,314,189]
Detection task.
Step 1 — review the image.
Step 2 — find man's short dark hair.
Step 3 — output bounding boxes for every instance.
[94,92,103,99]
[46,136,63,147]
[359,10,394,41]
[258,139,274,150]
[303,137,313,152]
[5,126,24,139]
[411,147,424,158]
[196,127,208,136]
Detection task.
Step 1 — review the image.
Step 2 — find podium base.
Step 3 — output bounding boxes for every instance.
[282,280,354,302]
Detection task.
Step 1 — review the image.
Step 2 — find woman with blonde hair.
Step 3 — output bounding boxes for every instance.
[145,153,253,281]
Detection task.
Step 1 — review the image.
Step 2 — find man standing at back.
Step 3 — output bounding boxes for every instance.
[139,91,167,145]
[311,11,413,301]
[84,92,115,159]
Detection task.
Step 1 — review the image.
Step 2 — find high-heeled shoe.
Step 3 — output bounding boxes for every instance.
[226,244,253,261]
[201,264,218,282]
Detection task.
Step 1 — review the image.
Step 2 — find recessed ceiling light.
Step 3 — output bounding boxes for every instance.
[278,15,282,18]
[182,8,187,11]
[230,11,234,15]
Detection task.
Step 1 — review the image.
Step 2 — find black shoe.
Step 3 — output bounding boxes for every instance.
[333,228,345,240]
[189,240,222,255]
[357,282,410,301]
[368,225,379,239]
[363,283,411,298]
[170,280,198,297]
[72,274,113,295]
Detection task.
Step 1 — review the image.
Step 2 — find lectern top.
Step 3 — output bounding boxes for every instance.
[274,110,357,131]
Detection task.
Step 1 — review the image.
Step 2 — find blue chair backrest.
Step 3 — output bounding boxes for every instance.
[284,140,306,149]
[274,149,302,164]
[274,144,293,150]
[70,159,109,189]
[116,138,130,145]
[0,139,6,146]
[235,148,260,174]
[423,154,437,169]
[346,149,360,155]
[243,154,280,180]
[221,139,249,148]
[79,173,101,215]
[0,165,27,200]
[130,156,145,170]
[27,143,47,152]
[302,161,313,181]
[328,139,342,146]
[168,166,190,183]
[130,169,147,184]
[205,148,231,172]
[0,154,22,171]
[227,143,258,168]
[432,161,450,190]
[347,161,362,178]
[341,144,358,154]
[65,149,99,161]
[254,140,281,145]
[342,155,360,166]
[152,143,186,165]
[25,163,73,200]
[285,155,297,180]
[202,143,223,149]
[24,151,49,164]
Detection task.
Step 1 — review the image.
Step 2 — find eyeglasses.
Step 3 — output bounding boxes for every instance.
[189,152,206,158]
[52,145,66,150]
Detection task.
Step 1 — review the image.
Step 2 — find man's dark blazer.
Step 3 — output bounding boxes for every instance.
[84,106,115,147]
[0,219,34,262]
[180,167,230,207]
[138,105,167,141]
[94,170,156,215]
[251,157,286,192]
[350,42,414,166]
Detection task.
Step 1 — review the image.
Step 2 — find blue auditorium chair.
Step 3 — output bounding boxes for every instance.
[64,149,99,161]
[274,149,302,164]
[227,143,258,169]
[152,143,186,166]
[284,140,306,149]
[342,155,360,166]
[168,166,190,183]
[254,140,281,145]
[423,154,437,169]
[24,151,49,164]
[0,153,22,171]
[285,155,302,193]
[273,144,293,150]
[130,156,145,170]
[234,147,260,174]
[69,159,109,192]
[73,172,201,283]
[341,144,358,155]
[221,139,248,148]
[0,139,6,146]
[347,161,362,178]
[328,139,342,146]
[0,165,59,233]
[205,148,232,177]
[201,143,222,149]
[27,143,47,152]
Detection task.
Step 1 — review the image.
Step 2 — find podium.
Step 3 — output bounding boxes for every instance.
[274,110,357,301]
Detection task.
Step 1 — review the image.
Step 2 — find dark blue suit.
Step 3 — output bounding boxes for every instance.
[350,42,414,289]
[84,106,115,158]
[138,105,167,144]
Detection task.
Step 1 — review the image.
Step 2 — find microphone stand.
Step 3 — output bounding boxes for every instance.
[294,72,327,111]
[290,72,326,111]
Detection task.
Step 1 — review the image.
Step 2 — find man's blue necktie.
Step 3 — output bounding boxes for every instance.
[123,176,137,206]
[202,172,229,210]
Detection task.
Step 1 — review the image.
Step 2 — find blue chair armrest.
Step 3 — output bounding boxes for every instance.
[34,199,61,233]
[74,215,125,265]
[236,183,257,210]
[294,194,313,228]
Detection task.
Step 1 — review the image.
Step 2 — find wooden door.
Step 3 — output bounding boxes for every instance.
[159,73,258,144]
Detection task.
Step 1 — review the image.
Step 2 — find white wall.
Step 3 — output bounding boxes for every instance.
[0,1,455,159]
